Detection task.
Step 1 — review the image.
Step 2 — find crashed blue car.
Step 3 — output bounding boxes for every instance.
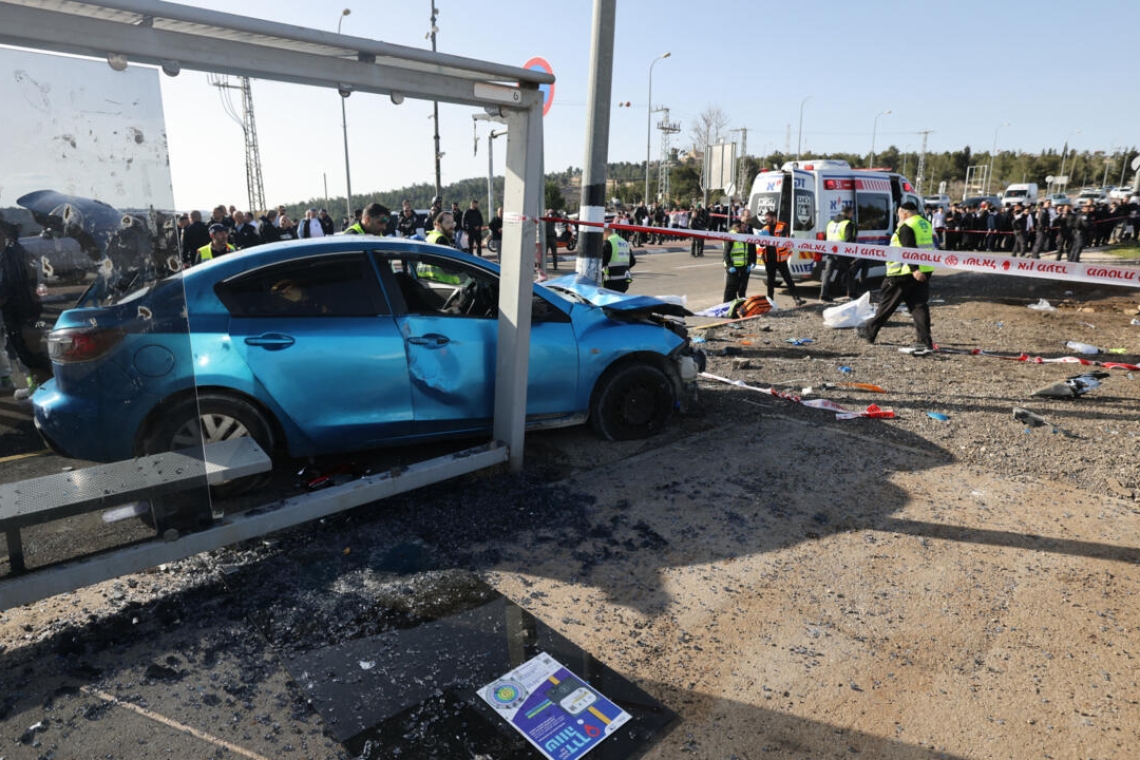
[33,238,704,481]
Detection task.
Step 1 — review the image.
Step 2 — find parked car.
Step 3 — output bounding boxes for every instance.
[923,194,953,210]
[1109,186,1134,201]
[33,238,705,492]
[1046,193,1072,206]
[1077,188,1108,205]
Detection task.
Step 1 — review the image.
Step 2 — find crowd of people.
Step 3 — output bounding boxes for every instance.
[928,198,1138,262]
[175,198,506,268]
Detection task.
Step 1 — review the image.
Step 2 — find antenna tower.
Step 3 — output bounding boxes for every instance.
[208,74,266,213]
[655,107,680,203]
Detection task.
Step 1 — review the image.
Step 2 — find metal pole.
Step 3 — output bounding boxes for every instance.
[987,122,1009,195]
[870,110,890,168]
[430,2,442,200]
[488,129,506,218]
[337,9,352,223]
[645,52,670,205]
[796,95,811,163]
[578,0,616,283]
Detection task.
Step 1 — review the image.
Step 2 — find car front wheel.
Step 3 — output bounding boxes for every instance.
[589,363,675,441]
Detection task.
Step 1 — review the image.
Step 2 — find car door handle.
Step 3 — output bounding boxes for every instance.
[244,333,295,350]
[407,333,450,347]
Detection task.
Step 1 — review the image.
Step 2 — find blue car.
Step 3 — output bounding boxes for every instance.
[33,238,703,488]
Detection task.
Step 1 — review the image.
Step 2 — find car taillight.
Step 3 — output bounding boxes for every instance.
[816,232,826,240]
[48,327,124,363]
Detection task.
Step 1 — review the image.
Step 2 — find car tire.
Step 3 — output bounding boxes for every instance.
[142,393,276,501]
[589,362,674,441]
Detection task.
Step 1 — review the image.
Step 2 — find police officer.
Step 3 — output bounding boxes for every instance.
[857,201,936,354]
[343,202,391,235]
[602,228,635,292]
[722,217,756,302]
[820,205,857,302]
[196,223,235,265]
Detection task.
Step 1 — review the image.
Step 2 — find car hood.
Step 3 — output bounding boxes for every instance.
[544,274,691,318]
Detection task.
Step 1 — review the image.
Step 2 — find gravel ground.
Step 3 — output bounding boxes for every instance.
[2,263,1139,759]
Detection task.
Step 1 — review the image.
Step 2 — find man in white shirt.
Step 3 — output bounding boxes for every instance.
[300,209,325,238]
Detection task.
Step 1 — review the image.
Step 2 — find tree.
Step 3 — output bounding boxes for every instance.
[688,106,730,156]
[545,181,565,212]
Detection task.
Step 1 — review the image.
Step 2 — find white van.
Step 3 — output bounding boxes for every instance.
[923,194,952,210]
[747,159,925,280]
[1001,183,1038,207]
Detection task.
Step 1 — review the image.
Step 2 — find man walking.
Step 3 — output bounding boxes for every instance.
[857,202,936,355]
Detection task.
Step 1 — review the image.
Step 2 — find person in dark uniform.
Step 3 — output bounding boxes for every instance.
[820,204,858,302]
[857,202,936,354]
[602,229,635,292]
[1010,204,1030,256]
[0,218,51,388]
[1031,200,1052,258]
[689,203,708,257]
[722,217,756,302]
[462,200,485,256]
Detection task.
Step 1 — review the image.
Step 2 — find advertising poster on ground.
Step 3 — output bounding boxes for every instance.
[480,652,631,760]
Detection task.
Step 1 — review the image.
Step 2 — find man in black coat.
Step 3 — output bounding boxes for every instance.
[461,200,485,256]
[180,210,210,268]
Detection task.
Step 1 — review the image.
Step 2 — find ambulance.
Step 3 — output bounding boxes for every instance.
[746,159,925,281]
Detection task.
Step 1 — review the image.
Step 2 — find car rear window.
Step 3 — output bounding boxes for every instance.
[216,253,388,317]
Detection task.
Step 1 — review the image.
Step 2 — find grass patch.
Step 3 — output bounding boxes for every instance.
[1108,242,1140,259]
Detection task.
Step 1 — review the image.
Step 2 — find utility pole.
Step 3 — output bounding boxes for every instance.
[209,74,265,213]
[576,0,616,282]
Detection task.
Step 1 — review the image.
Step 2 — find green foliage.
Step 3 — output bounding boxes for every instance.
[545,181,566,212]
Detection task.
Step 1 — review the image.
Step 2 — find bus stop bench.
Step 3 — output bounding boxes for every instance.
[0,438,271,574]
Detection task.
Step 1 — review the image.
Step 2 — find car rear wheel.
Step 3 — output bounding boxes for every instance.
[142,393,276,501]
[589,363,675,441]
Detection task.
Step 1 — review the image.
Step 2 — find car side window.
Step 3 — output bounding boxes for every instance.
[216,253,388,317]
[382,255,499,319]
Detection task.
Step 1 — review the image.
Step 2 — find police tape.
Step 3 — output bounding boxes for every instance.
[550,217,1140,290]
[936,347,1140,373]
[700,372,896,420]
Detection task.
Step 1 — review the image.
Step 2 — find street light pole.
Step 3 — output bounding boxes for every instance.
[429,2,442,200]
[337,9,352,224]
[870,110,891,168]
[986,121,1009,195]
[645,52,670,205]
[796,95,812,163]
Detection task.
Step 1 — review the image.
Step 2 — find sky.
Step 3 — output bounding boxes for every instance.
[7,0,1140,213]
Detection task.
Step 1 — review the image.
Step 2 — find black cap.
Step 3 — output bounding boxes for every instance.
[208,223,227,233]
[900,201,919,212]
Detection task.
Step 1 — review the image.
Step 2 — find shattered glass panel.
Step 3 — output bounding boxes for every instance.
[0,47,216,577]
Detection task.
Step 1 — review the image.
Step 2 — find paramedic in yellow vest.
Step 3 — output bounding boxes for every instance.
[419,211,462,284]
[722,218,756,302]
[195,223,235,265]
[820,205,859,302]
[759,210,805,306]
[342,202,390,235]
[602,230,635,292]
[857,201,937,354]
